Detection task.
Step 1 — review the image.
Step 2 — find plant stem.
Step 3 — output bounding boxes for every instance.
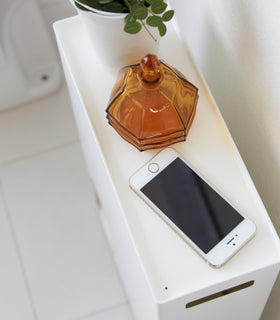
[141,20,157,42]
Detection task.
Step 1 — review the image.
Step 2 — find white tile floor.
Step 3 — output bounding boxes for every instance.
[0,85,133,320]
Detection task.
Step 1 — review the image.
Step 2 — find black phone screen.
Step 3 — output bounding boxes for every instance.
[141,157,244,253]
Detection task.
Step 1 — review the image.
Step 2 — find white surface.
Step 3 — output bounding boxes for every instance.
[54,15,280,320]
[0,84,133,320]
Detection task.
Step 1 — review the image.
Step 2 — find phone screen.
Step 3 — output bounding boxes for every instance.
[140,157,244,253]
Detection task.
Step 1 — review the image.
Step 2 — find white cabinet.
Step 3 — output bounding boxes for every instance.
[54,16,280,320]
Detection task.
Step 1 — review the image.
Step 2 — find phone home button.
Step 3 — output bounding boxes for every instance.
[148,162,159,173]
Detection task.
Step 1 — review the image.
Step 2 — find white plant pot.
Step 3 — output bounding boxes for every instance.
[72,3,160,70]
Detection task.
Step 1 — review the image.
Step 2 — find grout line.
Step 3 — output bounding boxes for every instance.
[0,181,39,320]
[74,301,132,320]
[0,139,80,168]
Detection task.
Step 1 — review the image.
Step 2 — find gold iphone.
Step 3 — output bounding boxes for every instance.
[129,148,256,267]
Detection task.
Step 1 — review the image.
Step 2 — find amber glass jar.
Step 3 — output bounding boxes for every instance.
[106,54,198,151]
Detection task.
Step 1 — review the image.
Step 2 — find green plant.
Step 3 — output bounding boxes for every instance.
[74,0,174,41]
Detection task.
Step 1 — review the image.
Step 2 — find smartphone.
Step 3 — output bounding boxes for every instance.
[129,148,256,267]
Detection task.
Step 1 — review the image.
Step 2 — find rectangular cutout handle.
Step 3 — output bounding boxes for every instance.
[185,280,254,308]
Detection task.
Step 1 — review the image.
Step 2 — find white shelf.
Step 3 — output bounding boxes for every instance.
[54,16,280,320]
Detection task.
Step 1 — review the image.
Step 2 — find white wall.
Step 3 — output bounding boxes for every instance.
[169,0,280,319]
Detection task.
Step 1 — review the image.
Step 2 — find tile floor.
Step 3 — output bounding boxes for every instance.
[0,84,133,320]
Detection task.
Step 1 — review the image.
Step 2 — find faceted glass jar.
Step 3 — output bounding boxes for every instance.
[106,54,199,151]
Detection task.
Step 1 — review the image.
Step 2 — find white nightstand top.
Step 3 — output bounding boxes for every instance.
[54,16,280,303]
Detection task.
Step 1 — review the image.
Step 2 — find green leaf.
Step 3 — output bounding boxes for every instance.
[158,22,167,36]
[145,0,157,4]
[124,13,135,24]
[88,0,105,9]
[124,21,142,34]
[146,15,162,27]
[126,0,137,5]
[102,2,125,12]
[97,0,114,4]
[123,0,136,9]
[151,0,167,14]
[133,5,148,19]
[162,9,174,21]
